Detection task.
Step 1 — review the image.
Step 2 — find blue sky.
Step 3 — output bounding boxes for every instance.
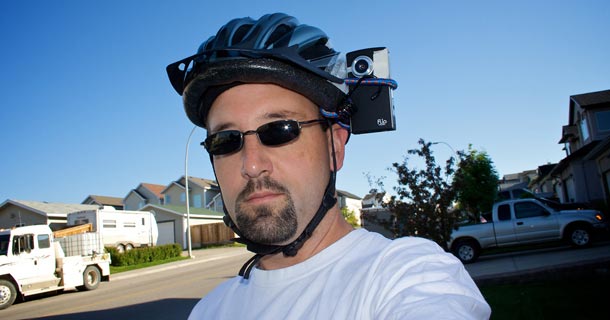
[1,0,609,204]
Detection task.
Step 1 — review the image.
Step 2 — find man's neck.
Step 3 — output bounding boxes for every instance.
[257,206,353,270]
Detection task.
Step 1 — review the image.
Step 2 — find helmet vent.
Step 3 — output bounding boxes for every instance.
[232,24,252,45]
[266,24,290,48]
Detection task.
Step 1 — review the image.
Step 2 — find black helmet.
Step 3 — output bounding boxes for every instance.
[167,13,348,128]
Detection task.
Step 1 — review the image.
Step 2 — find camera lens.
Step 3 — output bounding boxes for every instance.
[351,55,374,78]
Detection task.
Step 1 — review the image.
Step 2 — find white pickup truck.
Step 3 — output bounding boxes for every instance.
[449,198,609,263]
[0,224,110,309]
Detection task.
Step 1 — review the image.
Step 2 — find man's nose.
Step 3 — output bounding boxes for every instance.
[240,134,272,179]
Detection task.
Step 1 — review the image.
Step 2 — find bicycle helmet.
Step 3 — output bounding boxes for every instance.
[167,12,348,128]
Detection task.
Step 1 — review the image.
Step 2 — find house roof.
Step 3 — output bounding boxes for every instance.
[187,177,218,189]
[161,176,218,194]
[584,135,610,161]
[549,140,601,176]
[362,191,386,202]
[141,204,224,219]
[140,183,165,199]
[571,89,610,108]
[82,195,123,207]
[126,189,146,201]
[337,189,361,200]
[1,199,99,218]
[568,89,610,125]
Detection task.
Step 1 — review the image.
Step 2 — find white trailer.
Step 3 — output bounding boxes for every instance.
[67,207,158,253]
[0,224,111,309]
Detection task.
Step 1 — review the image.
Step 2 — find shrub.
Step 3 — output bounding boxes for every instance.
[105,244,182,267]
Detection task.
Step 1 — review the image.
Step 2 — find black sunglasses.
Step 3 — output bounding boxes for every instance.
[201,119,326,156]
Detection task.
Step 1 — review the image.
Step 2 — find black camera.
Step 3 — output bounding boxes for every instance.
[345,47,396,134]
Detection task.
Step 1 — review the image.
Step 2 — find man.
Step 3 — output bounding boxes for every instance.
[167,12,491,319]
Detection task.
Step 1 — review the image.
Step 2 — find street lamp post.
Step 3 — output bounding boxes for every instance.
[431,141,457,157]
[184,125,197,259]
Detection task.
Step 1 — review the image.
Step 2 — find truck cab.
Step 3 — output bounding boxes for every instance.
[0,225,110,309]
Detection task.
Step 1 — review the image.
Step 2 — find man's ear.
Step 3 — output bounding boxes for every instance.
[328,124,349,172]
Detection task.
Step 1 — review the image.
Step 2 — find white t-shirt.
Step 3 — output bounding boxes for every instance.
[189,229,491,319]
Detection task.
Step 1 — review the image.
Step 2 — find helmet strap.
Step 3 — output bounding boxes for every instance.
[224,172,337,279]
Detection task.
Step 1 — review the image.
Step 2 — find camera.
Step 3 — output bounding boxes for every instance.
[345,47,396,134]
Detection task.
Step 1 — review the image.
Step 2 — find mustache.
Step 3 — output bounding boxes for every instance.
[236,177,290,203]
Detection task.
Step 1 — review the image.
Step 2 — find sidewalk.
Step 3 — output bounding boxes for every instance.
[111,246,249,281]
[111,242,610,285]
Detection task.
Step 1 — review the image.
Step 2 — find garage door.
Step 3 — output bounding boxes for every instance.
[157,221,175,245]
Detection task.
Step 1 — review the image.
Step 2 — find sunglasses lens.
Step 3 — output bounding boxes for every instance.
[258,120,300,146]
[205,131,242,155]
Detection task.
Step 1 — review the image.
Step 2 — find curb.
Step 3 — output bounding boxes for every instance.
[474,257,610,286]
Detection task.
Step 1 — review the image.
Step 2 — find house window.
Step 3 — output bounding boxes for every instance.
[579,117,590,141]
[595,110,610,132]
[193,194,202,208]
[180,192,186,203]
[138,201,146,209]
[165,195,171,204]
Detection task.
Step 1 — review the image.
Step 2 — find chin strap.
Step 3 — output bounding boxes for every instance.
[223,173,337,279]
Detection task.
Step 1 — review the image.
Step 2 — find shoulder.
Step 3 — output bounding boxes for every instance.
[355,233,491,319]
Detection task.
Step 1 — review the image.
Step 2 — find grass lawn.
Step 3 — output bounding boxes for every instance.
[110,255,189,273]
[480,276,610,320]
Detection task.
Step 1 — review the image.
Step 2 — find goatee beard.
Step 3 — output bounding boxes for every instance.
[235,177,297,244]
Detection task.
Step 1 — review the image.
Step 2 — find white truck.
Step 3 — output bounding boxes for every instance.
[449,198,609,263]
[67,208,158,253]
[0,224,110,309]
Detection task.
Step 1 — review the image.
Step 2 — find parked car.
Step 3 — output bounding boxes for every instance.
[449,198,609,263]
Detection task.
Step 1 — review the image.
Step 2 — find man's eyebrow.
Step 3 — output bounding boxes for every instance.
[209,121,235,133]
[209,110,305,132]
[265,110,302,119]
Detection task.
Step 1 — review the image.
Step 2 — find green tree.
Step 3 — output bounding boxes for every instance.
[385,139,459,250]
[341,207,360,228]
[452,145,499,221]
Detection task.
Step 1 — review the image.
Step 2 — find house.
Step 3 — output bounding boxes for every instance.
[360,189,394,238]
[140,204,225,249]
[361,189,391,209]
[0,199,98,230]
[528,164,558,198]
[336,189,362,225]
[124,182,166,210]
[162,176,223,212]
[546,89,610,205]
[498,170,538,192]
[82,195,124,210]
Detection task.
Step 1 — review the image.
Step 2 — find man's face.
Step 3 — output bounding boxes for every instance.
[207,84,331,245]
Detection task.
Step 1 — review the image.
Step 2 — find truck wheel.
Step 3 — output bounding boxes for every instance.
[452,240,480,264]
[567,225,591,247]
[0,280,17,310]
[79,266,101,291]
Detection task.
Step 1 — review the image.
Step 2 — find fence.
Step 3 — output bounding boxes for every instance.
[190,222,235,248]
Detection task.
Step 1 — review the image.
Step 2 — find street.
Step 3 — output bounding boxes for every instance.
[1,240,609,319]
[1,247,251,320]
